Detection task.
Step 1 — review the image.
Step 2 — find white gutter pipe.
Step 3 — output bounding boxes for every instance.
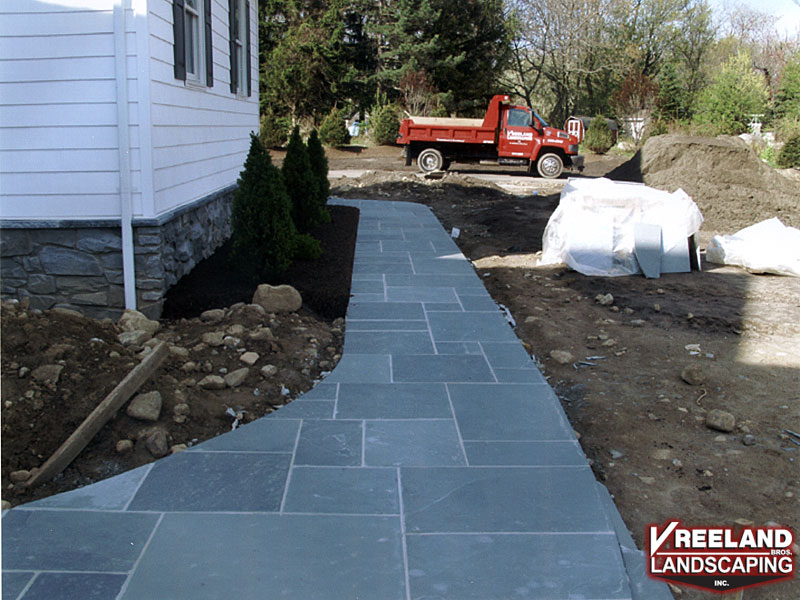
[114,0,137,310]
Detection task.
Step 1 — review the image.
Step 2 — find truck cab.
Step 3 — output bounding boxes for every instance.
[398,94,584,178]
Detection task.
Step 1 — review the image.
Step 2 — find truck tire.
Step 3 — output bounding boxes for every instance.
[536,152,563,179]
[418,148,444,173]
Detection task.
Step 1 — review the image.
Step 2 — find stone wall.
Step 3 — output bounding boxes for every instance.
[0,186,234,320]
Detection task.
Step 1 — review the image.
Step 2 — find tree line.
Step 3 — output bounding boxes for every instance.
[258,0,800,145]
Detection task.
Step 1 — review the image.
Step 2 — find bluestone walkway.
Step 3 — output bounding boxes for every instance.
[2,199,672,600]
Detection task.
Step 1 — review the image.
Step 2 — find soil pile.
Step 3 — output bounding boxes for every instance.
[607,135,800,233]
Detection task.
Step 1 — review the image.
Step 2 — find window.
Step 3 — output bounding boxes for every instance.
[507,109,532,128]
[173,0,213,86]
[229,0,251,96]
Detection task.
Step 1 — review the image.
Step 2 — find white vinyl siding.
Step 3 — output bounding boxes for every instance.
[0,2,143,220]
[0,0,258,222]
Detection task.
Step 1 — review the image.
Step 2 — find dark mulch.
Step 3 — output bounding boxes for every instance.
[162,205,359,320]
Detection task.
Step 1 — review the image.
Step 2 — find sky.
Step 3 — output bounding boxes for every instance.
[708,0,800,36]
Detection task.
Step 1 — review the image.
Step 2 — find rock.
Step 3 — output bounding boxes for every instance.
[202,331,225,347]
[10,470,31,483]
[226,324,245,337]
[222,336,241,348]
[1,500,11,511]
[173,415,187,424]
[32,364,63,387]
[601,338,617,347]
[252,284,302,313]
[651,449,672,461]
[118,309,160,335]
[260,364,278,377]
[224,367,250,388]
[681,364,705,386]
[170,444,188,454]
[240,352,259,366]
[181,361,197,372]
[549,350,574,365]
[706,409,736,433]
[742,434,757,446]
[249,327,274,341]
[653,303,661,312]
[173,403,190,416]
[126,391,163,422]
[144,428,169,458]
[198,375,226,390]
[610,449,625,459]
[200,308,225,323]
[169,345,190,358]
[115,439,134,453]
[638,476,655,485]
[630,319,646,327]
[239,303,267,322]
[595,293,614,306]
[118,330,152,347]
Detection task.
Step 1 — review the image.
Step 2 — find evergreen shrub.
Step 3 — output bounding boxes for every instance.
[777,135,800,169]
[231,134,298,280]
[260,111,291,148]
[282,126,327,234]
[584,116,615,154]
[371,104,400,145]
[306,129,331,222]
[318,108,351,147]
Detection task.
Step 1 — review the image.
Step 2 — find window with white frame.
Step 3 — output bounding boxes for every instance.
[229,0,250,96]
[173,0,213,86]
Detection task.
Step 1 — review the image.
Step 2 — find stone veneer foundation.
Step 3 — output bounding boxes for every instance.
[0,186,234,320]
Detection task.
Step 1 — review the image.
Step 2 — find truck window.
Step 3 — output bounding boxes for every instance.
[506,109,531,128]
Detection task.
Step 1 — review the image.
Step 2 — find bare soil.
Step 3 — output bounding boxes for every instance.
[330,141,800,600]
[1,205,357,507]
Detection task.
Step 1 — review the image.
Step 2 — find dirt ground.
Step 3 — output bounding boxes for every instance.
[2,140,798,598]
[1,206,357,507]
[330,141,800,600]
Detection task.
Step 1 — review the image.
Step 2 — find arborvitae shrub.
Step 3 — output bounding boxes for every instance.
[318,108,351,147]
[584,116,615,154]
[260,110,291,148]
[306,129,331,224]
[371,104,400,145]
[282,126,326,233]
[777,135,800,168]
[231,133,297,280]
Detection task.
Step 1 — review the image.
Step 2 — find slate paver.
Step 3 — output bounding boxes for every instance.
[0,198,659,599]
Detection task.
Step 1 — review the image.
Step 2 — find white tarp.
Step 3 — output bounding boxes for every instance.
[706,218,800,277]
[540,178,703,277]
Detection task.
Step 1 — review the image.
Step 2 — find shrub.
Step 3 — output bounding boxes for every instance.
[231,133,297,280]
[282,126,327,234]
[371,104,400,145]
[777,135,800,169]
[260,110,291,148]
[583,116,615,154]
[318,108,351,147]
[306,129,331,222]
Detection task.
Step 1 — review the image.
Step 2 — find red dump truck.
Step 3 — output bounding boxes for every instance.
[397,94,583,178]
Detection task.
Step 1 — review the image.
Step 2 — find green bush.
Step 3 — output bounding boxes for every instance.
[777,135,800,168]
[318,108,351,147]
[583,116,615,154]
[282,126,327,234]
[371,104,400,145]
[231,133,298,280]
[260,111,291,148]
[306,129,331,222]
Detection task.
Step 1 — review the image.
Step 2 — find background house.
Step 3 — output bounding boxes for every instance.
[0,0,259,318]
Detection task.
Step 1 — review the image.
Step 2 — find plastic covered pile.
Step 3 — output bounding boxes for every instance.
[541,178,703,276]
[706,218,800,277]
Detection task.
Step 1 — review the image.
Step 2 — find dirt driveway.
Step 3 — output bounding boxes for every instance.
[331,145,800,600]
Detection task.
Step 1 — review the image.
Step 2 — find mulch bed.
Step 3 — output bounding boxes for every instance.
[162,205,359,320]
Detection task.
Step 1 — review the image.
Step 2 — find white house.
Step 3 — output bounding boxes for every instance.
[0,0,259,318]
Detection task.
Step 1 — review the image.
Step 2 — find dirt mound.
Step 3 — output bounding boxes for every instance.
[607,135,800,233]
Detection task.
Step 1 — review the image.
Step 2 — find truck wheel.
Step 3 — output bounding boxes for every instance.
[418,148,444,173]
[536,153,563,179]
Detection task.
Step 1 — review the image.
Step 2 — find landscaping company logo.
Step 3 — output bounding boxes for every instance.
[647,520,795,593]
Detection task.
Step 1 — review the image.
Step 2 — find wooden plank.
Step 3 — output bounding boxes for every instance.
[26,341,169,489]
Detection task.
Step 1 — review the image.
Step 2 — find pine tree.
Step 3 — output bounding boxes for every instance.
[584,116,615,154]
[306,129,331,224]
[282,126,326,233]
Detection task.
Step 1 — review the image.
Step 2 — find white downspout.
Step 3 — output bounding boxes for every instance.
[114,0,137,310]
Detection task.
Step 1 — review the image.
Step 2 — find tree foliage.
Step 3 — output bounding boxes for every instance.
[371,103,401,145]
[777,135,800,168]
[583,116,615,154]
[306,129,332,219]
[318,108,351,147]
[694,50,769,135]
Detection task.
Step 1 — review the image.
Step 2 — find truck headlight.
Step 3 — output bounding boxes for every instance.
[568,144,579,153]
